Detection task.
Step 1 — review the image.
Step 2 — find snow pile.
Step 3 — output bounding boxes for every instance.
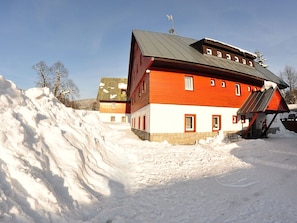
[0,75,129,222]
[1,75,297,223]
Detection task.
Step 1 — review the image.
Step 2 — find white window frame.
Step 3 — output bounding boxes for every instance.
[185,114,196,132]
[249,61,253,66]
[242,58,246,65]
[226,54,231,60]
[217,51,222,58]
[210,79,215,86]
[232,115,238,124]
[221,81,226,88]
[235,84,241,96]
[185,76,194,91]
[206,48,212,55]
[212,115,221,131]
[234,56,239,62]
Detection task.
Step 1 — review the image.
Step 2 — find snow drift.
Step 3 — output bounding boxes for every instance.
[0,75,130,222]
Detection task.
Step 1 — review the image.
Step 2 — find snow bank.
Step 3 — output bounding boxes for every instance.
[0,75,129,222]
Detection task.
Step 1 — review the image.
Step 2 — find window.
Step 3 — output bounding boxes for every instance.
[121,89,126,95]
[206,48,212,55]
[235,84,241,96]
[240,115,246,123]
[242,58,246,65]
[111,102,116,109]
[247,86,251,92]
[142,81,146,93]
[185,114,196,132]
[212,115,221,131]
[226,54,231,60]
[121,116,126,123]
[143,115,146,131]
[185,76,194,90]
[232,115,238,124]
[111,116,115,122]
[138,117,141,129]
[133,118,136,128]
[210,79,215,86]
[221,81,226,88]
[234,56,239,62]
[249,61,253,66]
[217,51,222,57]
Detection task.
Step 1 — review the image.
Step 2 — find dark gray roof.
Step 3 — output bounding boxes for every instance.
[132,30,288,89]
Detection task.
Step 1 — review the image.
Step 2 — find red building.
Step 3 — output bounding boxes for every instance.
[127,30,288,144]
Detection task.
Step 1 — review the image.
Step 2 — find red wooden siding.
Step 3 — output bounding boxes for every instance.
[129,42,153,96]
[100,102,130,113]
[130,72,150,113]
[149,70,260,108]
[266,90,288,112]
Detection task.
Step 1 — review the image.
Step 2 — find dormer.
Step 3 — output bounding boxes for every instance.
[190,38,257,67]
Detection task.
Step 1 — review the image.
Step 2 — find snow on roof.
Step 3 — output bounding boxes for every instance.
[118,82,127,89]
[205,37,257,58]
[288,104,297,111]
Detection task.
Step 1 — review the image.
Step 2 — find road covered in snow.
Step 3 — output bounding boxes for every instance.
[0,75,297,223]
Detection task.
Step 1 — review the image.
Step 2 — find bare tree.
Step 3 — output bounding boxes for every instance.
[32,61,51,88]
[51,61,68,97]
[280,65,297,104]
[32,61,80,106]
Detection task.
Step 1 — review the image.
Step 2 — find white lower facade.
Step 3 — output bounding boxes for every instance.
[100,112,131,123]
[131,103,249,134]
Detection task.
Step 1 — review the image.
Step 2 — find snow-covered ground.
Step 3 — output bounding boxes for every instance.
[0,75,297,223]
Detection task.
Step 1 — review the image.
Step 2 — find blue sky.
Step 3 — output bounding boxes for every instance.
[1,0,297,99]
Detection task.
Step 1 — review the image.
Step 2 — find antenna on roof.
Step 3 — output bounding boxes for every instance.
[166,14,175,35]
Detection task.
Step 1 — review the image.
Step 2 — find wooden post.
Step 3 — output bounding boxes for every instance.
[242,113,258,138]
[261,113,278,138]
